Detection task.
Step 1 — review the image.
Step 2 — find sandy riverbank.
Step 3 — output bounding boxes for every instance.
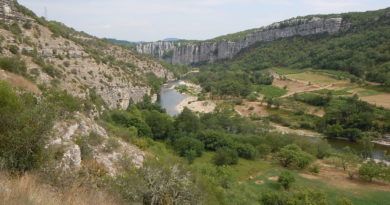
[175,95,216,114]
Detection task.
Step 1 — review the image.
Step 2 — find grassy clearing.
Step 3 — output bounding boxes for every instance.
[357,89,382,97]
[313,88,351,95]
[286,72,341,86]
[257,85,287,98]
[271,68,306,75]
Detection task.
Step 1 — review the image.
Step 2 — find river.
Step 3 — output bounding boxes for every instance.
[159,80,189,116]
[159,81,389,161]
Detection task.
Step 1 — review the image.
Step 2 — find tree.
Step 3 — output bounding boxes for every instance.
[236,143,258,160]
[359,160,382,182]
[358,136,374,159]
[213,147,239,166]
[174,107,200,133]
[275,144,314,168]
[174,137,204,158]
[144,110,173,140]
[278,171,295,190]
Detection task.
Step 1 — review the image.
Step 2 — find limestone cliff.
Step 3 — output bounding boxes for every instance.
[136,17,349,65]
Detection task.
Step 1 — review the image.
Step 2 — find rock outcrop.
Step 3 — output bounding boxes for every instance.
[136,17,349,65]
[50,112,145,175]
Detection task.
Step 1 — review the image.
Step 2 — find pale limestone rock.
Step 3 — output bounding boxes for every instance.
[136,17,349,65]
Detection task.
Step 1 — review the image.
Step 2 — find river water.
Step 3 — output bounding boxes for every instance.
[159,81,389,161]
[159,80,188,116]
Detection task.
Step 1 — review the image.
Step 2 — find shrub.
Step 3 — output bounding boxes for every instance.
[0,82,54,173]
[87,131,104,146]
[8,45,19,54]
[0,57,27,75]
[103,137,121,153]
[9,23,22,35]
[359,160,382,182]
[236,143,257,160]
[174,137,204,158]
[112,158,203,204]
[23,21,33,29]
[275,144,314,169]
[42,64,61,78]
[278,171,295,190]
[309,163,320,174]
[75,136,93,161]
[63,61,70,67]
[256,144,271,158]
[213,147,239,166]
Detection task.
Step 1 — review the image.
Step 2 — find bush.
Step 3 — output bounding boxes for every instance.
[9,23,22,35]
[23,22,33,29]
[42,64,61,78]
[278,171,295,190]
[103,137,121,153]
[275,144,314,169]
[8,45,19,54]
[174,137,204,158]
[0,82,54,173]
[256,144,271,158]
[236,143,257,160]
[112,158,203,204]
[359,160,382,182]
[0,57,27,75]
[213,147,239,166]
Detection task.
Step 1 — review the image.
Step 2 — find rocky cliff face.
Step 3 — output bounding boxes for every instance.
[136,17,349,65]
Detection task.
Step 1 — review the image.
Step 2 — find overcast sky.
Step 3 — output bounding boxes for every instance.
[18,0,389,42]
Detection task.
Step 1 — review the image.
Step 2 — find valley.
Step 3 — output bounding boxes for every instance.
[0,1,389,205]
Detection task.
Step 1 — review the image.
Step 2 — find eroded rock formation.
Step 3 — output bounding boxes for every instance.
[136,17,349,65]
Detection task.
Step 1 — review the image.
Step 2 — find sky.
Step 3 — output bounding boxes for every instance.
[18,0,390,42]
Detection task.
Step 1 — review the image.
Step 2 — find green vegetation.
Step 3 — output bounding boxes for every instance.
[278,171,295,190]
[189,69,274,98]
[0,82,54,173]
[0,56,27,76]
[258,85,287,98]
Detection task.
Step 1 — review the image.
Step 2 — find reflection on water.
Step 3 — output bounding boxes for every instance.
[159,81,188,116]
[312,137,389,161]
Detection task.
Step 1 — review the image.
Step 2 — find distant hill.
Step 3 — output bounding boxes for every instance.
[161,38,182,42]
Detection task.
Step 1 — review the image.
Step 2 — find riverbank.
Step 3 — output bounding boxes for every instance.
[175,95,216,114]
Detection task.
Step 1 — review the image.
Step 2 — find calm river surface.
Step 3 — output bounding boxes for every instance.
[159,81,389,161]
[159,80,188,116]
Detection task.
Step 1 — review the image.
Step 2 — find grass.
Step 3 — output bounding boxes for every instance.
[247,168,390,205]
[257,85,287,98]
[286,72,341,86]
[313,88,351,95]
[271,68,306,75]
[357,89,382,97]
[0,173,119,205]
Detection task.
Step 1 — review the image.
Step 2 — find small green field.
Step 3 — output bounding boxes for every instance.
[286,72,343,86]
[257,85,287,98]
[313,88,351,95]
